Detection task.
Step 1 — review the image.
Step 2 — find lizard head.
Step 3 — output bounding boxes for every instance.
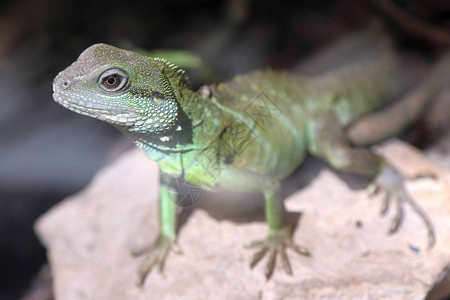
[53,43,189,135]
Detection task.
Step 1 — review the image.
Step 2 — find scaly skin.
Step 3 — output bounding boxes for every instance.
[52,43,439,285]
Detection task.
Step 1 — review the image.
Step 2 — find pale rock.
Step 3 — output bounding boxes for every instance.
[36,138,450,300]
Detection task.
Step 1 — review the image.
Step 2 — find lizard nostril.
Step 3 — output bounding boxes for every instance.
[63,81,69,87]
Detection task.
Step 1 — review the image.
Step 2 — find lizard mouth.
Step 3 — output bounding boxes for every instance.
[53,91,141,126]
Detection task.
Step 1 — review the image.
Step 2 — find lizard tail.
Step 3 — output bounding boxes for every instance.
[346,52,450,146]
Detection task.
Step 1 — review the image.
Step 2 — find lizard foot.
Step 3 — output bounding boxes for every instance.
[244,226,310,279]
[132,234,181,286]
[366,165,436,248]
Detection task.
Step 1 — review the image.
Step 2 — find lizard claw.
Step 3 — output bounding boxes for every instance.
[244,226,310,279]
[368,165,435,248]
[132,234,181,287]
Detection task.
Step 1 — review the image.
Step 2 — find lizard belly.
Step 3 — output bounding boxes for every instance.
[199,110,308,192]
[175,103,308,193]
[231,113,307,179]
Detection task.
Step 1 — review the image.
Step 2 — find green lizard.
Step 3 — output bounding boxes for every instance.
[52,40,446,286]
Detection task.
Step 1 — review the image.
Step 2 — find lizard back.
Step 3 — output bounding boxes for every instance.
[205,50,399,180]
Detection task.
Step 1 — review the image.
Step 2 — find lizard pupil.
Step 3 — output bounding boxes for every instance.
[107,77,116,85]
[104,75,119,88]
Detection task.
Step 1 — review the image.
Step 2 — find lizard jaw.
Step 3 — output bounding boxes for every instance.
[52,91,141,126]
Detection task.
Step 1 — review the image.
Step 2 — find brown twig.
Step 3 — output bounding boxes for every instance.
[371,0,450,46]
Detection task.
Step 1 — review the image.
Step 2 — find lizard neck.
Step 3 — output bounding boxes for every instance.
[120,86,229,155]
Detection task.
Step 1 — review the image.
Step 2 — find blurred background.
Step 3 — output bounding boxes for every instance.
[0,0,449,299]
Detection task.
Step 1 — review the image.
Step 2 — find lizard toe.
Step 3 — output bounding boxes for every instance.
[369,165,435,248]
[133,234,181,287]
[246,227,309,279]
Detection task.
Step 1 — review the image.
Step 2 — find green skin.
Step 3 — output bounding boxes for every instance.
[52,43,441,285]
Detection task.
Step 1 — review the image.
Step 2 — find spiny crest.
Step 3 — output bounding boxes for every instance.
[152,57,189,87]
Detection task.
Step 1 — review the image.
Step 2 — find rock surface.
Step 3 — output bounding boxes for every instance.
[36,139,450,300]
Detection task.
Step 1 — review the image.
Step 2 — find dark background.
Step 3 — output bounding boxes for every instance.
[0,0,449,299]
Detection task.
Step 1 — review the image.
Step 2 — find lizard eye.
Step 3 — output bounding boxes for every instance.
[98,68,128,92]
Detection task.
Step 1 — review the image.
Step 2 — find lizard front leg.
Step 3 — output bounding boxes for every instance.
[307,112,435,247]
[240,177,310,279]
[132,170,181,286]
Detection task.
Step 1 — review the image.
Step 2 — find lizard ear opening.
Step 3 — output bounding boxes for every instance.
[152,92,165,105]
